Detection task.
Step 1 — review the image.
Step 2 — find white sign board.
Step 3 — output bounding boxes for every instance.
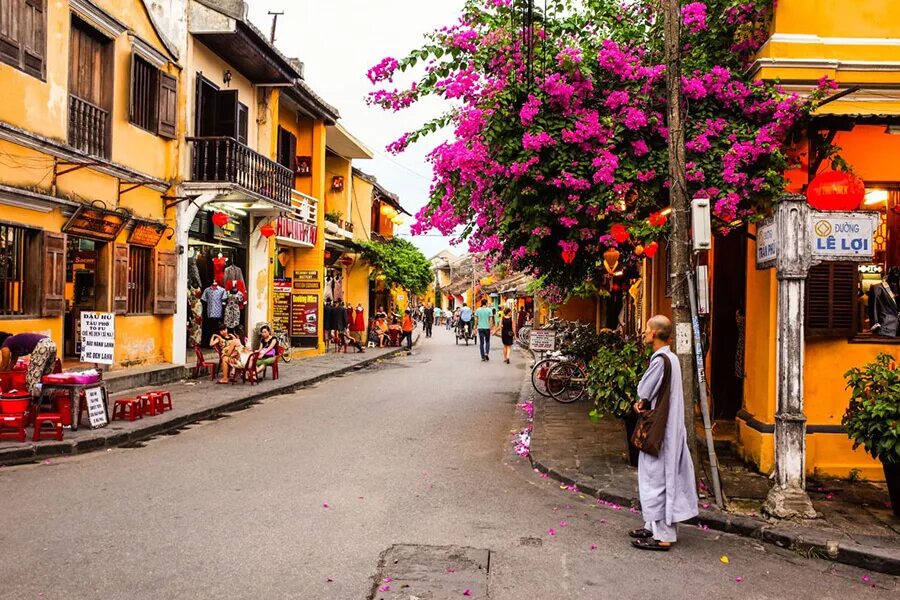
[756,220,777,268]
[80,312,115,364]
[810,212,879,261]
[529,330,556,352]
[85,387,108,428]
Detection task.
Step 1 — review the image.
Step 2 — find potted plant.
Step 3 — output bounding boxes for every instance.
[585,330,650,466]
[842,353,900,517]
[325,210,342,226]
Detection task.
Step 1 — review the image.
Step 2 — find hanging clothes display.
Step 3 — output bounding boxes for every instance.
[224,264,245,286]
[334,274,344,302]
[188,287,203,347]
[225,278,247,306]
[201,283,226,320]
[352,305,365,332]
[324,276,334,302]
[188,255,202,289]
[223,290,244,329]
[212,255,227,285]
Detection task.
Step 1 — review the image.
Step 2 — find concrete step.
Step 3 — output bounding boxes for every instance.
[102,363,188,395]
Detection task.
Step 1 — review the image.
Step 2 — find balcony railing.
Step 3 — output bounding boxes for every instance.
[187,136,292,206]
[291,190,319,225]
[68,95,110,158]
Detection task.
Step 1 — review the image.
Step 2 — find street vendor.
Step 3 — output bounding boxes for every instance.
[0,332,59,395]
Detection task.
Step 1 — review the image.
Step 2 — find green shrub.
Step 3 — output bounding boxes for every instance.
[586,331,650,421]
[842,353,900,464]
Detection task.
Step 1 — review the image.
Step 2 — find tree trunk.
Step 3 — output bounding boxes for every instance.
[663,0,700,479]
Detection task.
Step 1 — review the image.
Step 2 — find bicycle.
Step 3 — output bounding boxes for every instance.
[273,330,293,363]
[545,356,588,403]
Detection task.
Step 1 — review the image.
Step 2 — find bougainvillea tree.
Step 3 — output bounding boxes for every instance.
[368,0,834,296]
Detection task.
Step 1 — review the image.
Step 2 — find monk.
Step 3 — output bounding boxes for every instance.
[630,315,698,551]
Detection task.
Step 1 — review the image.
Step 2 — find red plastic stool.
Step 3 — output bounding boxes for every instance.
[148,390,173,412]
[0,414,26,442]
[33,413,64,442]
[112,398,143,422]
[138,393,163,417]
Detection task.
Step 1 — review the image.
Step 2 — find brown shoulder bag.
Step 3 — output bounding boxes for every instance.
[630,355,672,457]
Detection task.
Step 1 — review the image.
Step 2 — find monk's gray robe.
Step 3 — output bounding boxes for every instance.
[636,346,699,538]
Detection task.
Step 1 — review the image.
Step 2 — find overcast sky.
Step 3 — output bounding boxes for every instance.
[246,0,466,259]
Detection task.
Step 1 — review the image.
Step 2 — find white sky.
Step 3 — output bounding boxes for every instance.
[246,0,466,258]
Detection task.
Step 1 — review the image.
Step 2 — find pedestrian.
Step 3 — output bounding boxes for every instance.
[434,306,442,328]
[0,332,58,395]
[474,299,494,361]
[423,302,435,338]
[323,298,335,351]
[630,315,698,551]
[497,307,515,364]
[401,309,414,350]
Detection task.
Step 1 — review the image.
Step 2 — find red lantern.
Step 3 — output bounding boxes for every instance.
[561,249,576,264]
[644,241,659,259]
[211,211,229,227]
[259,223,276,238]
[340,255,354,267]
[806,171,865,211]
[324,251,331,260]
[610,224,629,243]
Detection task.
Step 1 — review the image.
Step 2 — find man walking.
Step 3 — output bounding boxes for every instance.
[630,315,698,551]
[401,309,415,351]
[423,302,435,338]
[474,299,494,361]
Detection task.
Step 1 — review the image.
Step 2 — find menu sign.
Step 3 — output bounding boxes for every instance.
[63,206,129,242]
[129,221,166,247]
[291,293,319,337]
[85,387,108,429]
[273,278,292,335]
[80,311,115,364]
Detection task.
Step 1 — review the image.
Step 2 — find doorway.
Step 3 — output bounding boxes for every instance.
[710,228,747,420]
[64,237,109,358]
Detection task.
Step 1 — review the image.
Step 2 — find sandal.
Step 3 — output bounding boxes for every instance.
[628,528,653,539]
[631,538,672,551]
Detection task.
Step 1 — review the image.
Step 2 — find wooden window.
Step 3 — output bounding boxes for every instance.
[806,262,856,338]
[127,245,151,315]
[237,102,248,145]
[68,16,112,158]
[113,243,128,315]
[0,224,47,316]
[277,126,296,171]
[129,54,158,132]
[0,0,45,79]
[0,223,27,316]
[153,250,177,314]
[158,72,177,139]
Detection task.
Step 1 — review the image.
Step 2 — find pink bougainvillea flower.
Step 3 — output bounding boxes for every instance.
[322,502,330,508]
[548,528,556,536]
[590,544,598,551]
[463,590,473,597]
[735,576,743,583]
[447,567,457,574]
[862,575,870,583]
[559,520,568,527]
[383,577,393,583]
[378,585,391,592]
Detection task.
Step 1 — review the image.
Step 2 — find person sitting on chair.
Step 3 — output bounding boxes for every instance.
[256,325,278,378]
[373,317,389,348]
[388,316,402,347]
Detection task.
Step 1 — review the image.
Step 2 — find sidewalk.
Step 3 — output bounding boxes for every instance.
[0,342,414,465]
[526,382,900,576]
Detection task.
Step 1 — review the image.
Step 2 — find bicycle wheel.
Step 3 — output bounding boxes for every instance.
[518,326,532,347]
[531,357,560,397]
[547,361,587,403]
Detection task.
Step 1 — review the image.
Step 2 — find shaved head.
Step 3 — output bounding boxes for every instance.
[647,315,672,342]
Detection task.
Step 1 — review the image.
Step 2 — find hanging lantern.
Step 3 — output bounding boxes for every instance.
[392,215,404,225]
[380,204,392,216]
[634,244,644,256]
[610,224,629,243]
[561,249,576,264]
[807,171,865,211]
[259,223,276,238]
[644,241,659,259]
[211,211,229,227]
[324,250,332,260]
[648,212,668,227]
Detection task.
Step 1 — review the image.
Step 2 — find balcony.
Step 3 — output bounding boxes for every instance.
[187,137,292,206]
[291,190,319,225]
[68,95,110,159]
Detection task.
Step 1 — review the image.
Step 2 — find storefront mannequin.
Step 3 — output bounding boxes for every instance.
[212,252,228,285]
[869,266,899,337]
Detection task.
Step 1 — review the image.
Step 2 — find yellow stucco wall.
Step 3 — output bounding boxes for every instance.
[324,155,351,220]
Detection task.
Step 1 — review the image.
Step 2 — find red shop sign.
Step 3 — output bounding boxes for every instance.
[276,216,317,246]
[806,171,865,211]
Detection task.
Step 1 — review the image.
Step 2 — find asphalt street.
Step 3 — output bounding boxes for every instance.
[0,326,896,599]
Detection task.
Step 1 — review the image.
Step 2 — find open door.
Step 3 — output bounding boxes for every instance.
[710,228,747,420]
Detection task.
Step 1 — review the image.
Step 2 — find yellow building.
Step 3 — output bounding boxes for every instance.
[0,0,180,372]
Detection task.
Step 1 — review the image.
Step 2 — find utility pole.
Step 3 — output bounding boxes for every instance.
[663,0,700,476]
[268,11,284,44]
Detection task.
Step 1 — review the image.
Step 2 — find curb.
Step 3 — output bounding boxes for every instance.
[522,354,900,576]
[0,343,414,466]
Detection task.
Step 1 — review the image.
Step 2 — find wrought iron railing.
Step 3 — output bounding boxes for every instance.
[68,95,110,158]
[291,189,319,225]
[187,137,292,206]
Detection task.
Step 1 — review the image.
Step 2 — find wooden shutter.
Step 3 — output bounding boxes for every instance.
[153,249,177,314]
[0,0,21,66]
[214,89,239,138]
[22,0,43,77]
[158,72,177,139]
[41,231,65,316]
[806,263,856,337]
[113,243,129,315]
[237,102,248,145]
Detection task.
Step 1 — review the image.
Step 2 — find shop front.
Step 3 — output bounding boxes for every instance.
[271,213,321,351]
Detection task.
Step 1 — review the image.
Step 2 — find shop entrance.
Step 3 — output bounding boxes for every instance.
[710,228,747,420]
[64,237,110,358]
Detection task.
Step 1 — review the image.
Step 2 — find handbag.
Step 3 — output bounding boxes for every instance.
[630,355,672,457]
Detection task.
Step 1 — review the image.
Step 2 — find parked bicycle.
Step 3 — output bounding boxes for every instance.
[274,330,294,363]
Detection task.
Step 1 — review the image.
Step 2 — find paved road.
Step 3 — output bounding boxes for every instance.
[0,328,896,599]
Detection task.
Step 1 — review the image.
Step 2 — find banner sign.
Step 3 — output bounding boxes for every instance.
[291,293,319,337]
[293,269,320,290]
[129,221,166,247]
[810,211,879,261]
[276,216,317,247]
[529,330,556,352]
[63,206,129,242]
[85,387,108,428]
[273,278,292,335]
[80,312,114,364]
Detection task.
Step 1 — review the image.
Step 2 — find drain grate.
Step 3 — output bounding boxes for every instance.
[369,544,490,600]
